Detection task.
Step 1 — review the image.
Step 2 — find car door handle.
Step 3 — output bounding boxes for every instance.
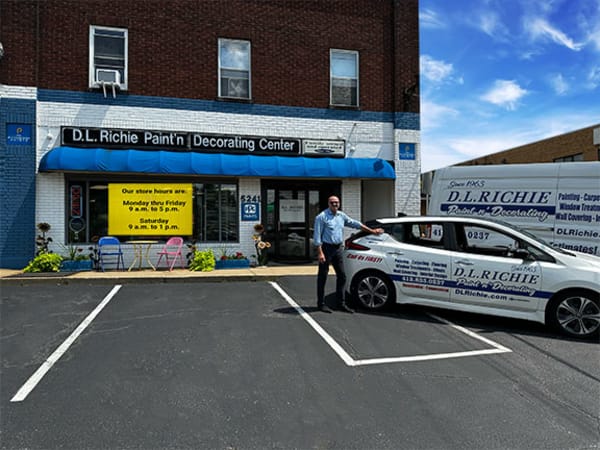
[456,260,474,265]
[387,251,404,256]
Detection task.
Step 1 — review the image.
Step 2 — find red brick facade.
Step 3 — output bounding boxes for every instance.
[0,0,419,113]
[458,124,600,165]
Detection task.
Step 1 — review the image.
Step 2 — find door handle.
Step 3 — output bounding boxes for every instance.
[456,260,474,265]
[386,251,404,256]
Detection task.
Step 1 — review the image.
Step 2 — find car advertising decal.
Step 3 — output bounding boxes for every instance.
[389,258,552,300]
[391,258,450,292]
[346,254,383,263]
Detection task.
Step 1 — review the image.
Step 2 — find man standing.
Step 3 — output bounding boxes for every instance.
[313,195,384,313]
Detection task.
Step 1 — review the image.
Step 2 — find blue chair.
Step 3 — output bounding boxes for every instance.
[98,236,125,271]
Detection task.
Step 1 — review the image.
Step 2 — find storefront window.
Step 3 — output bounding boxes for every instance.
[66,180,238,243]
[193,183,238,242]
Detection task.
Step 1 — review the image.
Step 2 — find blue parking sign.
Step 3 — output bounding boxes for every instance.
[241,202,260,221]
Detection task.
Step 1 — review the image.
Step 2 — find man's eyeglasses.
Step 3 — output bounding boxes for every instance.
[329,202,339,205]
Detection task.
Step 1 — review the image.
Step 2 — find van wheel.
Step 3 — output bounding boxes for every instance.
[353,271,394,310]
[546,290,600,339]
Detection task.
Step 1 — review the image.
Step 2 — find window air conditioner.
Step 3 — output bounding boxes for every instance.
[96,69,121,85]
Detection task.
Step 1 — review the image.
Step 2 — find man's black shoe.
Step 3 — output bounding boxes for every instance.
[319,304,333,313]
[340,303,354,313]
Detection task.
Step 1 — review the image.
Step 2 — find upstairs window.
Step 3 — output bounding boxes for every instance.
[330,49,359,107]
[89,26,128,90]
[554,153,583,162]
[219,39,251,99]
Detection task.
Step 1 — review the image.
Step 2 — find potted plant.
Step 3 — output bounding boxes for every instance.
[60,243,93,272]
[252,223,272,266]
[23,222,63,273]
[189,249,216,272]
[214,248,250,269]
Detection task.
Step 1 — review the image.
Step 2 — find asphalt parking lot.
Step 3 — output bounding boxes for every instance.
[1,276,599,449]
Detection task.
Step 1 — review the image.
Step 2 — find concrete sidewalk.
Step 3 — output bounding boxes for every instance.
[0,263,323,284]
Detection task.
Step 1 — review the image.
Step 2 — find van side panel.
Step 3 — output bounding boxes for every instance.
[428,162,600,256]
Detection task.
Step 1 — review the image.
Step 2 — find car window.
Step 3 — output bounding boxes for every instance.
[460,225,519,257]
[386,222,444,248]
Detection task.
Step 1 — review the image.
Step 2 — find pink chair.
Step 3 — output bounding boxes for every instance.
[156,237,185,271]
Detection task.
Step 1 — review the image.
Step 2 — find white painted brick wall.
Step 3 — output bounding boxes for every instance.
[34,100,421,264]
[0,85,36,99]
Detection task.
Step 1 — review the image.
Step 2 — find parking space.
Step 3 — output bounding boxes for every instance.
[272,280,510,366]
[1,278,599,449]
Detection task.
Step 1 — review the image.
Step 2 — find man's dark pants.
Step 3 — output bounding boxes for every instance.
[317,243,346,307]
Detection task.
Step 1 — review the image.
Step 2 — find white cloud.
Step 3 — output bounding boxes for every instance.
[550,73,569,95]
[420,8,445,29]
[480,80,528,110]
[587,66,600,89]
[420,55,454,83]
[528,18,584,51]
[589,28,600,51]
[421,101,459,131]
[476,12,510,41]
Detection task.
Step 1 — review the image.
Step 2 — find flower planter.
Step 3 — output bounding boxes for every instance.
[215,259,250,269]
[60,260,93,272]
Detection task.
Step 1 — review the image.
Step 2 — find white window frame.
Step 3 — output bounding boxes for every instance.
[218,38,251,100]
[89,25,128,90]
[330,49,359,107]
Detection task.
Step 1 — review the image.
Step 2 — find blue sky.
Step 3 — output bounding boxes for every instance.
[419,0,600,172]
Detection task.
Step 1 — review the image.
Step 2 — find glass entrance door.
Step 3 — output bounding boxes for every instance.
[263,182,339,262]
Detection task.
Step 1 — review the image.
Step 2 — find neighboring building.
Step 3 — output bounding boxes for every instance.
[0,0,421,268]
[457,124,600,166]
[421,124,600,214]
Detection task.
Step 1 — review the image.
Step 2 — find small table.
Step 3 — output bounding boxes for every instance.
[127,240,159,271]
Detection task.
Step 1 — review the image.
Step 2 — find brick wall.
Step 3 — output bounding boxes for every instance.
[459,124,600,165]
[1,0,419,113]
[0,95,37,268]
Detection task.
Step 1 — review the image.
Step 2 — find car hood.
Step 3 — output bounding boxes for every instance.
[556,250,600,271]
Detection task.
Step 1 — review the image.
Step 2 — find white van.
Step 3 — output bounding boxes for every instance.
[427,162,600,257]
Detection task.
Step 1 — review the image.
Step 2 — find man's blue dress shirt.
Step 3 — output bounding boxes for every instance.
[313,209,362,246]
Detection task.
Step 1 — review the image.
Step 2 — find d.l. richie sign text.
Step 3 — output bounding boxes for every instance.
[62,127,301,156]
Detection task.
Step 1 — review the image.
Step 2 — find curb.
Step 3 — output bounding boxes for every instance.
[0,266,320,285]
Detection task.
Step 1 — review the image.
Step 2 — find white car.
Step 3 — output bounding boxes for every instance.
[343,216,600,340]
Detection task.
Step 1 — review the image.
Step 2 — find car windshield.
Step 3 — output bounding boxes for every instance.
[487,218,571,254]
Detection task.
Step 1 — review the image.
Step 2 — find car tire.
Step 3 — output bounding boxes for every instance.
[546,290,600,340]
[353,271,395,310]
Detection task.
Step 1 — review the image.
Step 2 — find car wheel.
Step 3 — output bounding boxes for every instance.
[547,290,600,339]
[353,271,394,310]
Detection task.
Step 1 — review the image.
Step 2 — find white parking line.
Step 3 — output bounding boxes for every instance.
[11,284,122,402]
[270,282,511,367]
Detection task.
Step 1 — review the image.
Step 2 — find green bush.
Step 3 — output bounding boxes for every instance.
[23,252,63,273]
[188,249,216,272]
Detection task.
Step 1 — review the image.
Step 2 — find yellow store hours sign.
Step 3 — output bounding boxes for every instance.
[108,183,193,235]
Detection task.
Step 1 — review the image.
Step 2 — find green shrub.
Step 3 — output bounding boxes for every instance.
[188,249,216,272]
[23,253,63,273]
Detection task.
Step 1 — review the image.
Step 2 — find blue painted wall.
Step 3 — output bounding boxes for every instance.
[0,98,37,269]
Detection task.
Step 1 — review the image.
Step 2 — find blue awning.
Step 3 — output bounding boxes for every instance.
[39,147,395,179]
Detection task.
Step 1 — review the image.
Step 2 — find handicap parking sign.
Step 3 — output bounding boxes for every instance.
[241,202,260,221]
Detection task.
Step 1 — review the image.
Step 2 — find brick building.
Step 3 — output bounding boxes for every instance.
[421,124,600,214]
[457,124,600,166]
[0,0,421,269]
